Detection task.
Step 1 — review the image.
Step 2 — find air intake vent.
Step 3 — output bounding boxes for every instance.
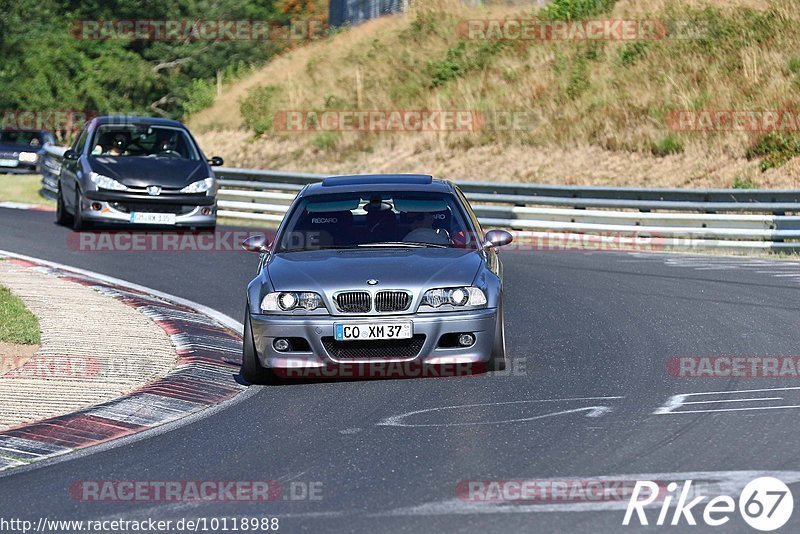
[375,291,411,312]
[335,291,371,313]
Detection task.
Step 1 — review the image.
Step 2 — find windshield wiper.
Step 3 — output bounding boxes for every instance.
[358,242,448,249]
[281,245,362,252]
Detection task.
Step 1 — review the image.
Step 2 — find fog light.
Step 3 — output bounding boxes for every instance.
[201,207,211,215]
[91,202,102,211]
[458,333,475,347]
[273,338,291,352]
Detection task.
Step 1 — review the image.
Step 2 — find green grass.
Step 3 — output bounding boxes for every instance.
[0,284,41,345]
[0,174,55,206]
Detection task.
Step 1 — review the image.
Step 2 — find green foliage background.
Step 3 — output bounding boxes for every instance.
[0,0,305,127]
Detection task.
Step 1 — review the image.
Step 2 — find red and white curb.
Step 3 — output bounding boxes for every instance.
[0,201,54,212]
[0,252,245,472]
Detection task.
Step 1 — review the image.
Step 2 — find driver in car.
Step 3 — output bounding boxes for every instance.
[403,211,450,245]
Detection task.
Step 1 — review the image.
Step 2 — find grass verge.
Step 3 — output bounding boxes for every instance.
[0,174,55,206]
[0,284,41,345]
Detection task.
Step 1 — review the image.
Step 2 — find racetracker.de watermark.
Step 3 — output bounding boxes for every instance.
[67,230,275,253]
[273,358,527,380]
[273,110,538,132]
[69,480,322,502]
[668,356,800,378]
[0,110,95,134]
[67,230,684,253]
[72,19,327,42]
[667,110,800,132]
[456,19,708,41]
[457,479,669,503]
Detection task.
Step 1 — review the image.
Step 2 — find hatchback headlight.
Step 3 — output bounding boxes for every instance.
[180,177,215,194]
[90,172,127,191]
[421,287,487,308]
[261,291,324,312]
[18,152,38,163]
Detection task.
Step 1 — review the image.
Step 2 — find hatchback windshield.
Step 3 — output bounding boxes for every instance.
[89,124,199,160]
[0,130,43,146]
[278,191,478,252]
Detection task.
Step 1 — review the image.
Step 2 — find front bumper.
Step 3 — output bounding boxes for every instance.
[79,191,216,227]
[0,161,36,174]
[250,308,497,370]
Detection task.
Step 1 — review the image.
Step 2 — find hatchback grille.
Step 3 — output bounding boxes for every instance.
[111,202,195,215]
[375,291,411,312]
[335,291,371,313]
[322,335,426,360]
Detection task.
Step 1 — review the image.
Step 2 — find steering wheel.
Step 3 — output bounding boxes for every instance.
[159,150,182,157]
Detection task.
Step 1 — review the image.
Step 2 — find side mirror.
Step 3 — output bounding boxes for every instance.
[208,156,224,167]
[242,235,270,253]
[482,229,513,250]
[63,149,80,161]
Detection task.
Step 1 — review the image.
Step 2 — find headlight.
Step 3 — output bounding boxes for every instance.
[180,177,215,194]
[261,291,324,312]
[18,152,38,163]
[422,287,487,308]
[90,172,127,191]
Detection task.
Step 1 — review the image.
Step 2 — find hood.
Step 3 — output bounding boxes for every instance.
[266,248,484,294]
[89,156,207,189]
[0,143,34,157]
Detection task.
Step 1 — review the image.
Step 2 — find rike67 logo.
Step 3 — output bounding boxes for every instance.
[624,477,793,531]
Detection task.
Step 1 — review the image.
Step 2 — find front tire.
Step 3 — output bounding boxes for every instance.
[241,306,280,385]
[72,188,85,231]
[56,183,73,226]
[489,298,507,372]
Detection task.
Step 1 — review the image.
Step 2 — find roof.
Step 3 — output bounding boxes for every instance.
[0,128,49,133]
[92,116,186,128]
[304,174,452,196]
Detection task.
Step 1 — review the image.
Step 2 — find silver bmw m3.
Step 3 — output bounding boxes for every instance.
[240,174,513,383]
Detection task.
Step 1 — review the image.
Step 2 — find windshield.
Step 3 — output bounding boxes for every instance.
[0,130,43,147]
[277,191,478,252]
[89,124,199,160]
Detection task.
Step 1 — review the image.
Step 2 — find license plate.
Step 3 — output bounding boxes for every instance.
[0,159,18,167]
[130,212,176,225]
[335,322,412,341]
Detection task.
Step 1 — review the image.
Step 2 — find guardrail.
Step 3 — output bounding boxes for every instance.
[40,144,68,198]
[40,146,800,252]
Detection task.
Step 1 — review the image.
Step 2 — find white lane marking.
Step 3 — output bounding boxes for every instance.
[377,397,622,427]
[662,405,800,415]
[654,386,800,415]
[681,397,783,405]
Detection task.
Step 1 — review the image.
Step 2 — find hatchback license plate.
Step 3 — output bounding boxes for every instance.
[130,212,176,225]
[335,322,412,341]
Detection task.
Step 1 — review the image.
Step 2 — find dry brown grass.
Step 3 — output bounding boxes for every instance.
[190,0,800,189]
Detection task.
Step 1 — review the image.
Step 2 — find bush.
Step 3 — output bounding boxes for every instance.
[182,79,216,116]
[312,132,339,150]
[732,175,757,189]
[746,133,800,171]
[651,134,684,157]
[618,42,650,67]
[240,86,280,136]
[426,41,507,88]
[542,0,616,21]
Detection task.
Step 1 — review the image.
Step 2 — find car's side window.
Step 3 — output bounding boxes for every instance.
[454,186,483,236]
[73,126,90,154]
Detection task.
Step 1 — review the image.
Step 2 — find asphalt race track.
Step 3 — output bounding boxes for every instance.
[2,205,800,532]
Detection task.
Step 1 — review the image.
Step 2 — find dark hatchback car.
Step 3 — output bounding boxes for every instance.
[56,116,223,231]
[0,129,56,174]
